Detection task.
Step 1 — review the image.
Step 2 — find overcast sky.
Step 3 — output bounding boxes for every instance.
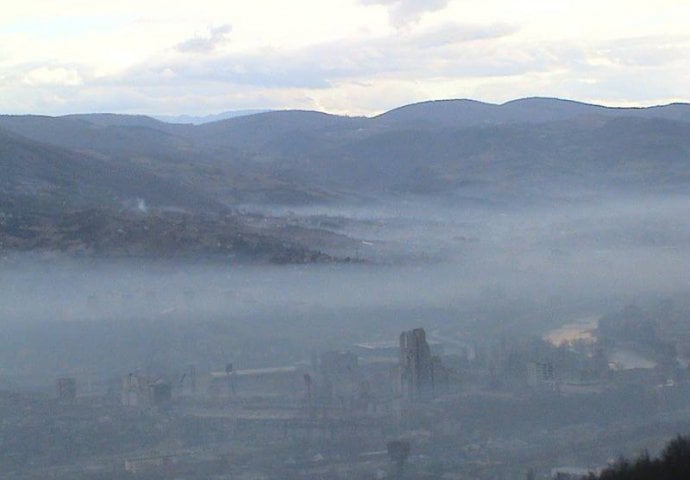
[1,0,689,116]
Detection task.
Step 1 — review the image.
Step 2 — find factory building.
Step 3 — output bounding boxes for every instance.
[209,366,307,397]
[399,328,442,401]
[121,374,172,407]
[527,361,556,389]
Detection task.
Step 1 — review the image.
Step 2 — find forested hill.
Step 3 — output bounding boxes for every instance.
[2,98,690,211]
[595,435,690,480]
[2,97,690,261]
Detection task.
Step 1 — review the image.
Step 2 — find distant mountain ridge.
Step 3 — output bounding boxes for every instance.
[155,109,271,125]
[1,97,690,212]
[2,96,690,260]
[377,97,690,126]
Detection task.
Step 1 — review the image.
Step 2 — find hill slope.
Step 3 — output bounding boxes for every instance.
[0,127,224,213]
[3,97,690,260]
[3,98,690,207]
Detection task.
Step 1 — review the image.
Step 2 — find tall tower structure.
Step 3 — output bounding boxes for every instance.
[399,328,435,401]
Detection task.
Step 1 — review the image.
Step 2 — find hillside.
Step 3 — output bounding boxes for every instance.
[0,127,346,263]
[0,207,338,263]
[376,97,690,127]
[193,100,689,200]
[2,98,690,208]
[0,127,224,213]
[2,97,690,260]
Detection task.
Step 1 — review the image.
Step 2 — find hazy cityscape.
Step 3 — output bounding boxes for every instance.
[3,293,690,479]
[3,1,690,479]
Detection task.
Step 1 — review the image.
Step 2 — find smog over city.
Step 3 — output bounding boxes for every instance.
[2,2,690,480]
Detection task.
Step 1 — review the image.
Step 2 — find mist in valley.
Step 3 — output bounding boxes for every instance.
[3,192,689,390]
[5,1,690,477]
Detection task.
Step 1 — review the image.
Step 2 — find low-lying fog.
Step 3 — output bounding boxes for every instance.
[2,193,689,386]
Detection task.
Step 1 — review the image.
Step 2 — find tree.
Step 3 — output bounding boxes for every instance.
[596,435,690,480]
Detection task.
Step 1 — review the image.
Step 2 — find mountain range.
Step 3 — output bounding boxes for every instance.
[154,109,271,125]
[1,97,689,260]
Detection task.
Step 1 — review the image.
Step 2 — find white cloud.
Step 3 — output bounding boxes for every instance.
[361,0,450,27]
[0,0,689,115]
[176,24,233,53]
[22,66,83,86]
[111,21,518,91]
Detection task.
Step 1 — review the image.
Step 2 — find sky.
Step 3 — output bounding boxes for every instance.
[1,0,689,116]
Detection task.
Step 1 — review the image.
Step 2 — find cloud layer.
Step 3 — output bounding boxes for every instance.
[0,0,689,115]
[361,0,450,26]
[176,24,233,53]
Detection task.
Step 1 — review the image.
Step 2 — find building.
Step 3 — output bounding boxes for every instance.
[399,328,436,401]
[149,381,172,405]
[122,373,172,407]
[122,374,147,407]
[209,366,306,397]
[527,361,556,388]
